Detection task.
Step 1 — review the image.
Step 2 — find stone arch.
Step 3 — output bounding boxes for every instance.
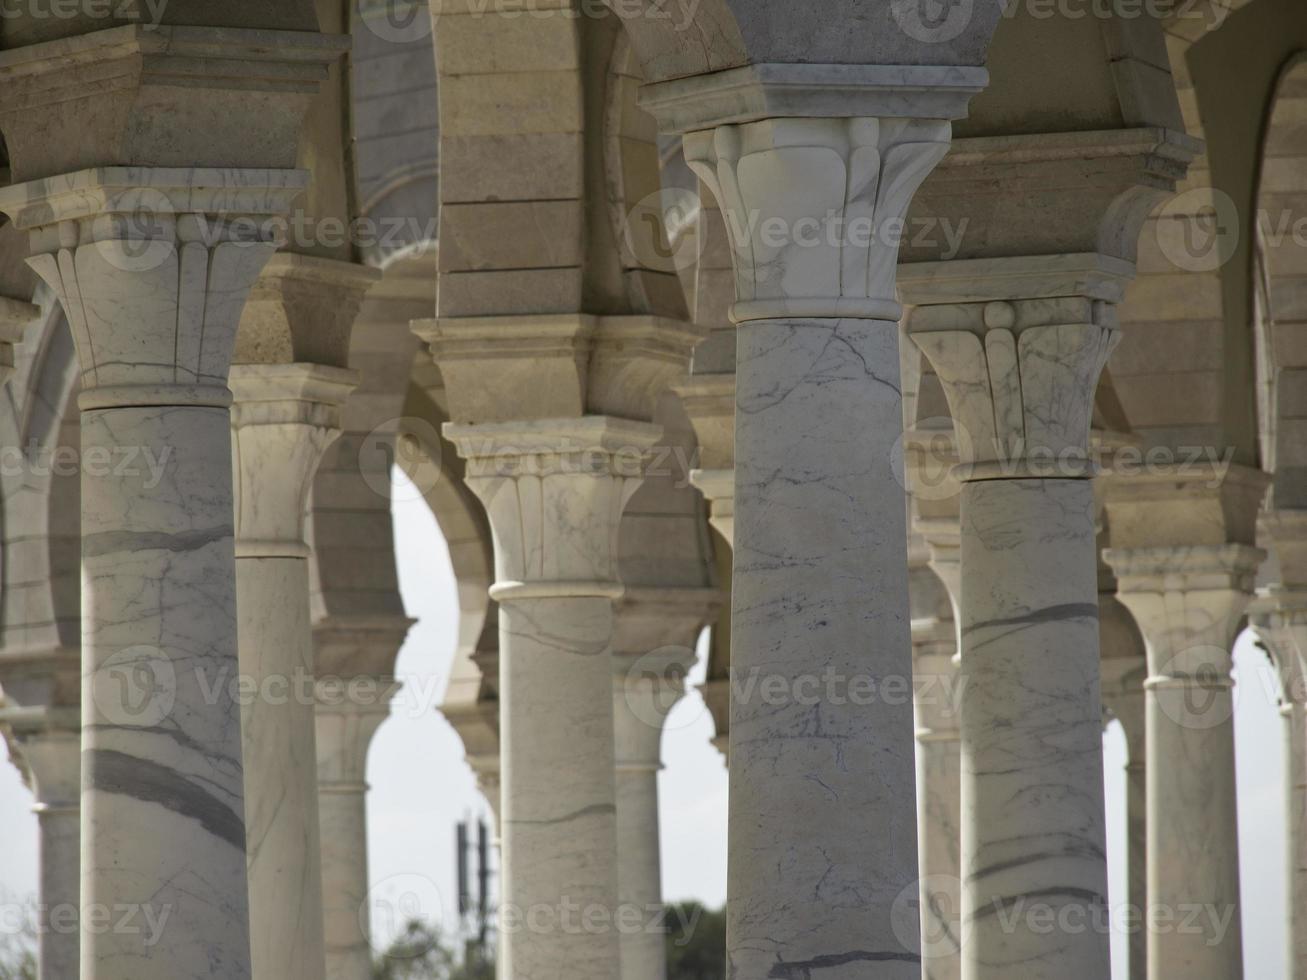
[351,0,441,269]
[1252,52,1307,512]
[0,298,79,711]
[402,355,500,800]
[1109,0,1307,462]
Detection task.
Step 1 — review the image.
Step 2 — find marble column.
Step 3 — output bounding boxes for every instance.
[1250,601,1307,980]
[231,362,359,980]
[1099,588,1148,980]
[316,676,401,980]
[443,419,658,980]
[611,588,718,980]
[1,709,80,980]
[1105,529,1266,980]
[0,168,311,980]
[682,114,967,975]
[908,535,963,980]
[1248,511,1307,980]
[911,287,1121,978]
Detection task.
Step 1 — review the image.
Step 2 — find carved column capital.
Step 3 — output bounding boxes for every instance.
[1105,544,1266,678]
[444,417,663,596]
[909,289,1121,479]
[684,116,952,322]
[0,167,310,408]
[0,705,80,810]
[230,363,359,558]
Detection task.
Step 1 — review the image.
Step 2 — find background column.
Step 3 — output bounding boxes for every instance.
[911,287,1121,978]
[0,168,313,980]
[611,588,718,980]
[1105,464,1268,980]
[1,710,80,980]
[231,360,361,980]
[445,419,659,980]
[316,678,402,980]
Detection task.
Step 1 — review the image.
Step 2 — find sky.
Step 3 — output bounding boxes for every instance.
[0,479,1290,977]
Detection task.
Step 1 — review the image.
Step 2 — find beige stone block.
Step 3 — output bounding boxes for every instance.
[438,268,583,317]
[1113,370,1222,427]
[434,0,570,13]
[441,201,583,271]
[1120,273,1224,320]
[1260,157,1307,194]
[441,133,583,202]
[440,71,582,137]
[1132,423,1222,453]
[436,14,578,73]
[1272,321,1307,367]
[1268,277,1307,320]
[1112,319,1224,375]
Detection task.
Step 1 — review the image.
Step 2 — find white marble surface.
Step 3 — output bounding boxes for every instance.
[1099,619,1148,980]
[447,418,660,980]
[1249,595,1307,980]
[611,590,717,980]
[8,724,80,980]
[910,579,963,980]
[684,116,951,324]
[80,401,252,980]
[315,680,399,980]
[728,315,921,978]
[0,166,315,980]
[1107,544,1265,980]
[959,478,1109,979]
[231,362,357,980]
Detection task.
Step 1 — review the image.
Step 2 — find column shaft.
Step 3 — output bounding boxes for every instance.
[1288,702,1307,980]
[730,316,920,976]
[612,596,715,980]
[444,418,658,980]
[316,688,395,980]
[615,760,664,980]
[910,522,963,978]
[237,555,324,980]
[1248,598,1307,980]
[959,478,1109,977]
[230,315,365,980]
[6,725,81,980]
[81,399,252,978]
[1107,542,1264,980]
[1101,666,1147,980]
[38,803,79,977]
[498,594,621,978]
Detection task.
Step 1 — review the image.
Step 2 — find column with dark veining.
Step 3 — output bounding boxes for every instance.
[683,112,968,977]
[911,284,1120,979]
